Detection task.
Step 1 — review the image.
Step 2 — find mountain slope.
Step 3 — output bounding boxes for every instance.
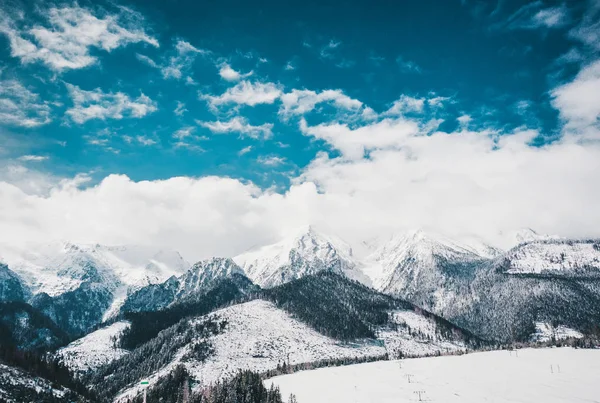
[0,301,70,351]
[121,257,252,313]
[371,233,600,342]
[234,225,364,287]
[0,241,189,335]
[55,320,131,375]
[0,263,28,302]
[78,272,479,401]
[499,239,600,277]
[362,230,487,313]
[0,363,87,403]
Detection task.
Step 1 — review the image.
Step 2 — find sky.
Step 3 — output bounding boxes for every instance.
[0,0,599,260]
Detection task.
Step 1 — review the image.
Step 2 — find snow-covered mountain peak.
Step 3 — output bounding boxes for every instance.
[512,228,561,246]
[0,241,189,297]
[371,229,482,263]
[361,229,488,294]
[233,226,358,287]
[183,257,245,289]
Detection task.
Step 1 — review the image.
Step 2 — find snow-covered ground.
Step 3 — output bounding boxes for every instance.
[268,347,600,403]
[56,321,130,374]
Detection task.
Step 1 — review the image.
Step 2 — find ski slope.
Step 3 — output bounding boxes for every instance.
[267,348,600,403]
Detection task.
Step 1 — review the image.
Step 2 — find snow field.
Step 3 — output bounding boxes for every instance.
[267,347,600,403]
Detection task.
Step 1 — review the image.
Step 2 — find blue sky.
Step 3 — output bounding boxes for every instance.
[0,0,590,186]
[0,0,599,259]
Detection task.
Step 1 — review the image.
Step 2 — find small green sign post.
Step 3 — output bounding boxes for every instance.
[140,381,149,403]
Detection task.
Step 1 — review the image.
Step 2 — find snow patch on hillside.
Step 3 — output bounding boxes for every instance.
[530,322,584,343]
[56,321,130,374]
[379,310,466,358]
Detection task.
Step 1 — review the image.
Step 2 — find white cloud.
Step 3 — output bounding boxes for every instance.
[0,5,158,71]
[171,126,206,151]
[0,79,51,127]
[173,126,196,140]
[531,5,570,28]
[202,80,283,108]
[65,83,157,124]
[174,101,187,116]
[396,56,422,73]
[385,95,425,115]
[457,114,472,128]
[218,63,253,81]
[551,60,600,139]
[18,155,48,162]
[2,65,600,261]
[279,89,363,116]
[320,39,341,59]
[238,146,253,156]
[284,61,295,71]
[198,117,273,139]
[258,155,286,166]
[300,117,421,160]
[496,1,570,30]
[136,135,157,146]
[1,124,599,261]
[568,0,600,51]
[137,40,207,80]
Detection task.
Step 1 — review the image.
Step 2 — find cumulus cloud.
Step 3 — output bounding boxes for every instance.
[0,79,51,127]
[172,126,196,140]
[136,135,157,146]
[551,60,600,139]
[137,40,207,80]
[65,83,157,123]
[197,117,273,139]
[279,89,363,117]
[0,5,158,71]
[385,95,426,115]
[1,123,599,261]
[299,117,421,160]
[174,101,187,116]
[1,55,600,261]
[218,63,253,81]
[201,82,368,120]
[202,80,283,109]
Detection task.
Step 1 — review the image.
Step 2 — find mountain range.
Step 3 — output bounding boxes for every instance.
[0,226,599,401]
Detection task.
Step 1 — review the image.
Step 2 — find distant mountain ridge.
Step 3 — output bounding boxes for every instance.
[0,241,189,335]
